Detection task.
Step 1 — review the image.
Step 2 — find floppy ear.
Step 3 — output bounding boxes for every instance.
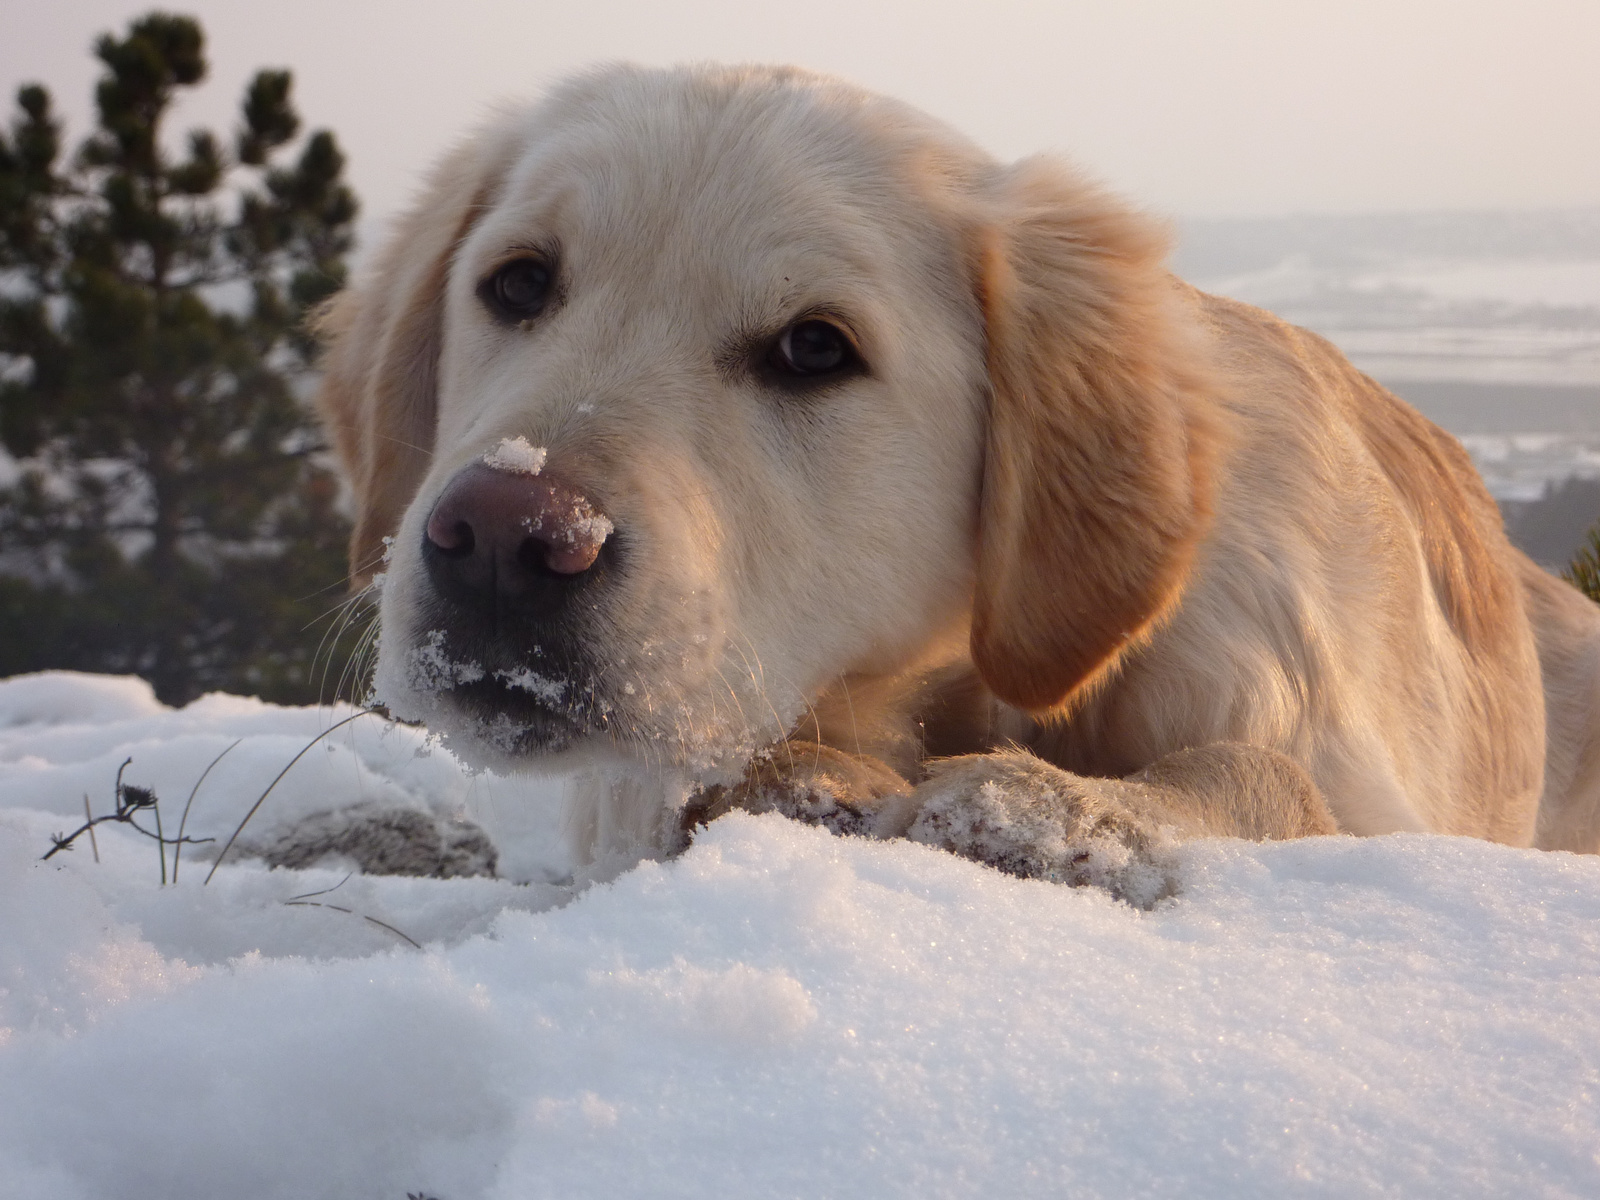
[314,130,517,588]
[971,157,1218,714]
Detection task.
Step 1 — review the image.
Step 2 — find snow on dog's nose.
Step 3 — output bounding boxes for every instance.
[423,443,614,617]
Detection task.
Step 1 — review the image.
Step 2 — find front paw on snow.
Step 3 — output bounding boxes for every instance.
[684,772,878,838]
[906,756,1181,908]
[681,741,916,840]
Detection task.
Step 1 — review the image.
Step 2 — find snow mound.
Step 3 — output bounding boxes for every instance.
[0,670,167,728]
[2,673,1598,1199]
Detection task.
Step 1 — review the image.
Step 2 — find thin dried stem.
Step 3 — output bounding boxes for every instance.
[172,738,242,883]
[204,709,385,884]
[83,793,100,863]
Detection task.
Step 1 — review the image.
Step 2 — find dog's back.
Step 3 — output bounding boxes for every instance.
[1519,559,1600,851]
[1039,290,1600,849]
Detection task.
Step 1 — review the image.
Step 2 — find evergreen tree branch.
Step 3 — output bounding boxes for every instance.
[1563,523,1600,604]
[0,11,364,705]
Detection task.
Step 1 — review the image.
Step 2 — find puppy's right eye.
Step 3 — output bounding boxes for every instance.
[482,257,554,321]
[769,318,861,379]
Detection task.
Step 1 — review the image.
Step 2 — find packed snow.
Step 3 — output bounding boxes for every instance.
[2,671,1599,1199]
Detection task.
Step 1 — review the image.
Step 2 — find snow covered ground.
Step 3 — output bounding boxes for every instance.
[3,671,1599,1198]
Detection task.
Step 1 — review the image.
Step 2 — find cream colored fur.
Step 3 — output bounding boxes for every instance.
[316,63,1600,877]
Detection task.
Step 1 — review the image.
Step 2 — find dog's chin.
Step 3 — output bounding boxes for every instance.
[397,683,621,771]
[371,617,794,781]
[439,677,593,754]
[371,647,586,771]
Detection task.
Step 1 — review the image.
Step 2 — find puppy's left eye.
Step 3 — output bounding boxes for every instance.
[772,319,858,377]
[482,257,554,321]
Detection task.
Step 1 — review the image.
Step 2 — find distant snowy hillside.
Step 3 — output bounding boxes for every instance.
[3,672,1599,1199]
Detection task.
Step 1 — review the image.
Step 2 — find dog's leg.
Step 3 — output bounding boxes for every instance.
[680,741,915,840]
[890,743,1338,905]
[685,740,1335,905]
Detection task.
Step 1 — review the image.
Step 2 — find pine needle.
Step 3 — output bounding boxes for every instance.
[1562,522,1600,604]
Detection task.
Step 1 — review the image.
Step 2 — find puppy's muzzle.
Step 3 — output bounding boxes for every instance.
[423,462,614,622]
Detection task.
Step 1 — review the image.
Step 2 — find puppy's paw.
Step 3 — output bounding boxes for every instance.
[905,751,1180,907]
[682,742,914,839]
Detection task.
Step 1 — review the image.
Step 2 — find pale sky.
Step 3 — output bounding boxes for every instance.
[4,0,1598,230]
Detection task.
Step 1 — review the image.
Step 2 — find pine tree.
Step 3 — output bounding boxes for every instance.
[0,13,365,704]
[1565,523,1600,604]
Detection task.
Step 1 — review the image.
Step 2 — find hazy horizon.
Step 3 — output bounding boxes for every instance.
[4,0,1599,231]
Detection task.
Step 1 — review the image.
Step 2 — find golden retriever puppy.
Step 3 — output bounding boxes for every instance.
[316,64,1600,891]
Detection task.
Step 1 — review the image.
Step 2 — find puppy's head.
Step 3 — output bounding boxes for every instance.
[317,64,1214,777]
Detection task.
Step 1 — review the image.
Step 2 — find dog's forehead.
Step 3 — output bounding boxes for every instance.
[472,67,983,288]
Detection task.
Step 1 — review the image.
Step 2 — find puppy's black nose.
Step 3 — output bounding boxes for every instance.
[422,462,613,618]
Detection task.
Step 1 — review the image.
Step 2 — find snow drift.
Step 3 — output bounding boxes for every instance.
[1,671,1598,1199]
